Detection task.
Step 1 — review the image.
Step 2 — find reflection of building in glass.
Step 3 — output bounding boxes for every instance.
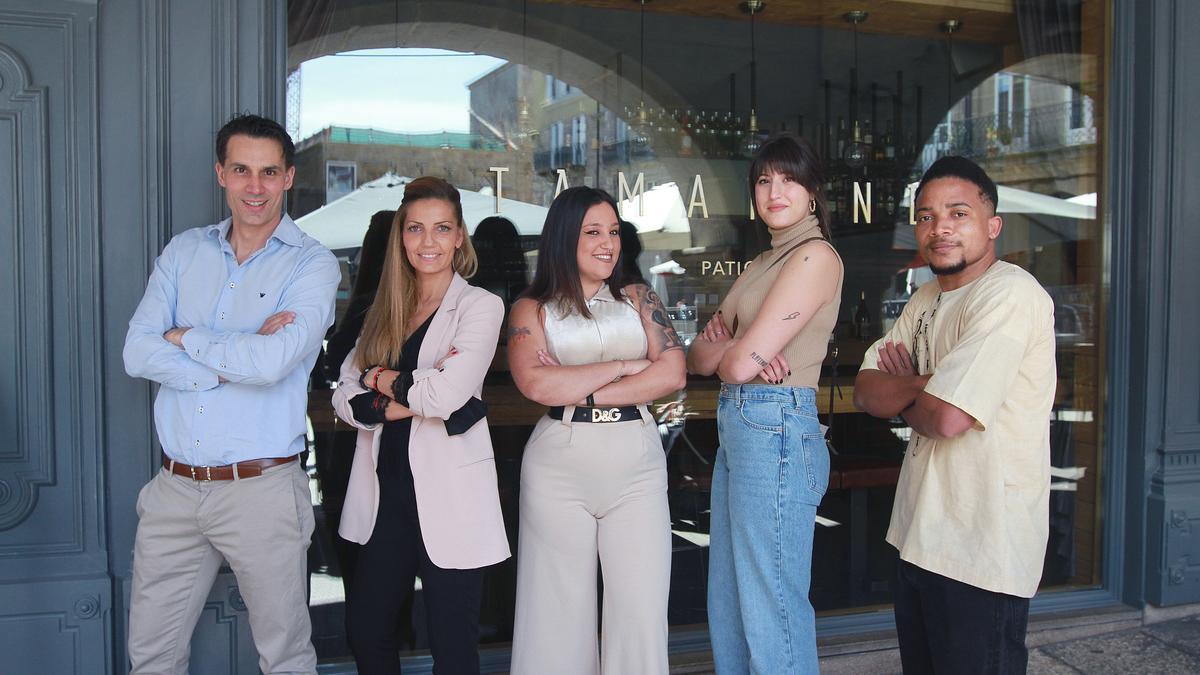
[923,69,1098,201]
[289,126,516,218]
[468,63,677,208]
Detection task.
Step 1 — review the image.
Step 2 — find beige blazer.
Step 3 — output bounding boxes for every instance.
[332,274,511,569]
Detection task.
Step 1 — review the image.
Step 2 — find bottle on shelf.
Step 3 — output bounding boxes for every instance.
[854,291,872,340]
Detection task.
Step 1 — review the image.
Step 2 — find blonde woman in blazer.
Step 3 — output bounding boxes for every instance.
[331,177,509,675]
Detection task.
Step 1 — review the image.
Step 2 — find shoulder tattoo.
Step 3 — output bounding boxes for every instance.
[507,326,531,342]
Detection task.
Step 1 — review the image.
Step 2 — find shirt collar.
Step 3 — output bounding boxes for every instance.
[587,284,619,305]
[205,214,305,248]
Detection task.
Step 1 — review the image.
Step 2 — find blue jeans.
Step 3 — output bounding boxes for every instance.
[708,385,829,675]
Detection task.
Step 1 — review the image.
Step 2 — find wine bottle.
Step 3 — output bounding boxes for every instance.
[854,291,871,340]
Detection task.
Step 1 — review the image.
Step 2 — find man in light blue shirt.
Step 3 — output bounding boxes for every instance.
[123,114,340,674]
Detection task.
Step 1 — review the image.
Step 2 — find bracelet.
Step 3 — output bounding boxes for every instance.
[371,367,384,393]
[612,360,623,383]
[586,393,595,407]
[358,367,371,390]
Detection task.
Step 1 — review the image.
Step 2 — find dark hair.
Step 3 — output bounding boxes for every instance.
[322,209,395,381]
[618,220,647,285]
[915,155,999,214]
[524,186,626,318]
[352,209,395,300]
[748,133,831,240]
[474,216,522,250]
[471,216,528,303]
[216,114,296,167]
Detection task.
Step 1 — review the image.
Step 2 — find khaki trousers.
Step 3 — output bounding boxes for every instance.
[127,462,316,675]
[511,408,671,675]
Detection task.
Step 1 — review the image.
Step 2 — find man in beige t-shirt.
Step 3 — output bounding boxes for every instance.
[855,156,1056,673]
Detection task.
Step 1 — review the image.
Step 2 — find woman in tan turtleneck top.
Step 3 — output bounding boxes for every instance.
[687,133,843,674]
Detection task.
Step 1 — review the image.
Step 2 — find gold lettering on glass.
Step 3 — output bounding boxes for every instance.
[555,168,569,197]
[688,174,709,219]
[488,167,508,213]
[618,171,646,217]
[853,181,872,224]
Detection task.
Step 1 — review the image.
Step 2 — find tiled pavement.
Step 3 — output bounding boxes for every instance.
[664,607,1200,674]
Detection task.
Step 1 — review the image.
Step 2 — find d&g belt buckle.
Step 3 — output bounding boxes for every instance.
[590,407,624,423]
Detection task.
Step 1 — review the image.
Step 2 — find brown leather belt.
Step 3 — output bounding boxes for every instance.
[162,454,299,481]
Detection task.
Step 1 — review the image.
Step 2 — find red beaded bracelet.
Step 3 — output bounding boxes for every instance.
[371,367,384,393]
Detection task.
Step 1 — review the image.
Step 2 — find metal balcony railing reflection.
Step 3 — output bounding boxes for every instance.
[534,141,657,173]
[923,99,1097,165]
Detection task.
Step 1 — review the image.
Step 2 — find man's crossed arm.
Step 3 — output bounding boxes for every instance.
[854,341,975,441]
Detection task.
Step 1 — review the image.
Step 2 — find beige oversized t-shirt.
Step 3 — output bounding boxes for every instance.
[861,260,1056,598]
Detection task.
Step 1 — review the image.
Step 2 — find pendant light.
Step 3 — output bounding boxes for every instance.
[630,0,652,148]
[941,19,962,111]
[738,0,765,157]
[938,19,961,158]
[515,0,538,141]
[841,10,871,169]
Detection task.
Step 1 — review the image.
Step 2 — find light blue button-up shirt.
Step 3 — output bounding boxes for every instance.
[123,215,341,466]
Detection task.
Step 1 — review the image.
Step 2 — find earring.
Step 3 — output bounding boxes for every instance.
[809,199,817,213]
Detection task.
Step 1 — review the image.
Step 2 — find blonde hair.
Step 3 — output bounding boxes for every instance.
[354,177,477,369]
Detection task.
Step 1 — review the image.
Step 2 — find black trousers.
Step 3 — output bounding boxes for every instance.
[346,472,484,675]
[894,559,1030,674]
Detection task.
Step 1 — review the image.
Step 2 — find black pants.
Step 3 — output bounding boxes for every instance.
[894,559,1030,674]
[346,473,484,675]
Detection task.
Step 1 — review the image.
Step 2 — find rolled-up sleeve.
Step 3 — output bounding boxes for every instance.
[923,286,1046,431]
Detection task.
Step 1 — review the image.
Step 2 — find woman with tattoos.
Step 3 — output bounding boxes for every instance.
[686,133,843,674]
[507,186,686,675]
[331,177,509,674]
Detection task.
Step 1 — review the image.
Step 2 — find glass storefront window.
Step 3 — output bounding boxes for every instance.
[287,0,1108,662]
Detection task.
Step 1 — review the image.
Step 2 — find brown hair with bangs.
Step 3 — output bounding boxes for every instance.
[354,176,478,370]
[748,133,832,241]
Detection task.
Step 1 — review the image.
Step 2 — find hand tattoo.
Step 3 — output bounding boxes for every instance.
[507,326,531,342]
[750,351,769,368]
[640,286,683,351]
[782,312,801,321]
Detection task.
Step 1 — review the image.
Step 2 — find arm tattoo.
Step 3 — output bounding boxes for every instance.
[640,286,683,351]
[782,311,801,321]
[507,326,531,342]
[750,351,769,368]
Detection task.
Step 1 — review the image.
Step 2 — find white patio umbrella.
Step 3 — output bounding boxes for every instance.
[295,172,552,251]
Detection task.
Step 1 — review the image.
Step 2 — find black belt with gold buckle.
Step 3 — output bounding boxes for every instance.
[547,405,642,423]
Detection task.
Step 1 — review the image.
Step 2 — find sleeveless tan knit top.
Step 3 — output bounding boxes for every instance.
[719,213,843,388]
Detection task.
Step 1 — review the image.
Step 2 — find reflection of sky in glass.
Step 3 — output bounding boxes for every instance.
[296,48,504,141]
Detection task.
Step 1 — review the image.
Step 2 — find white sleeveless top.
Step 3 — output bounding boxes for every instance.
[542,285,647,366]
